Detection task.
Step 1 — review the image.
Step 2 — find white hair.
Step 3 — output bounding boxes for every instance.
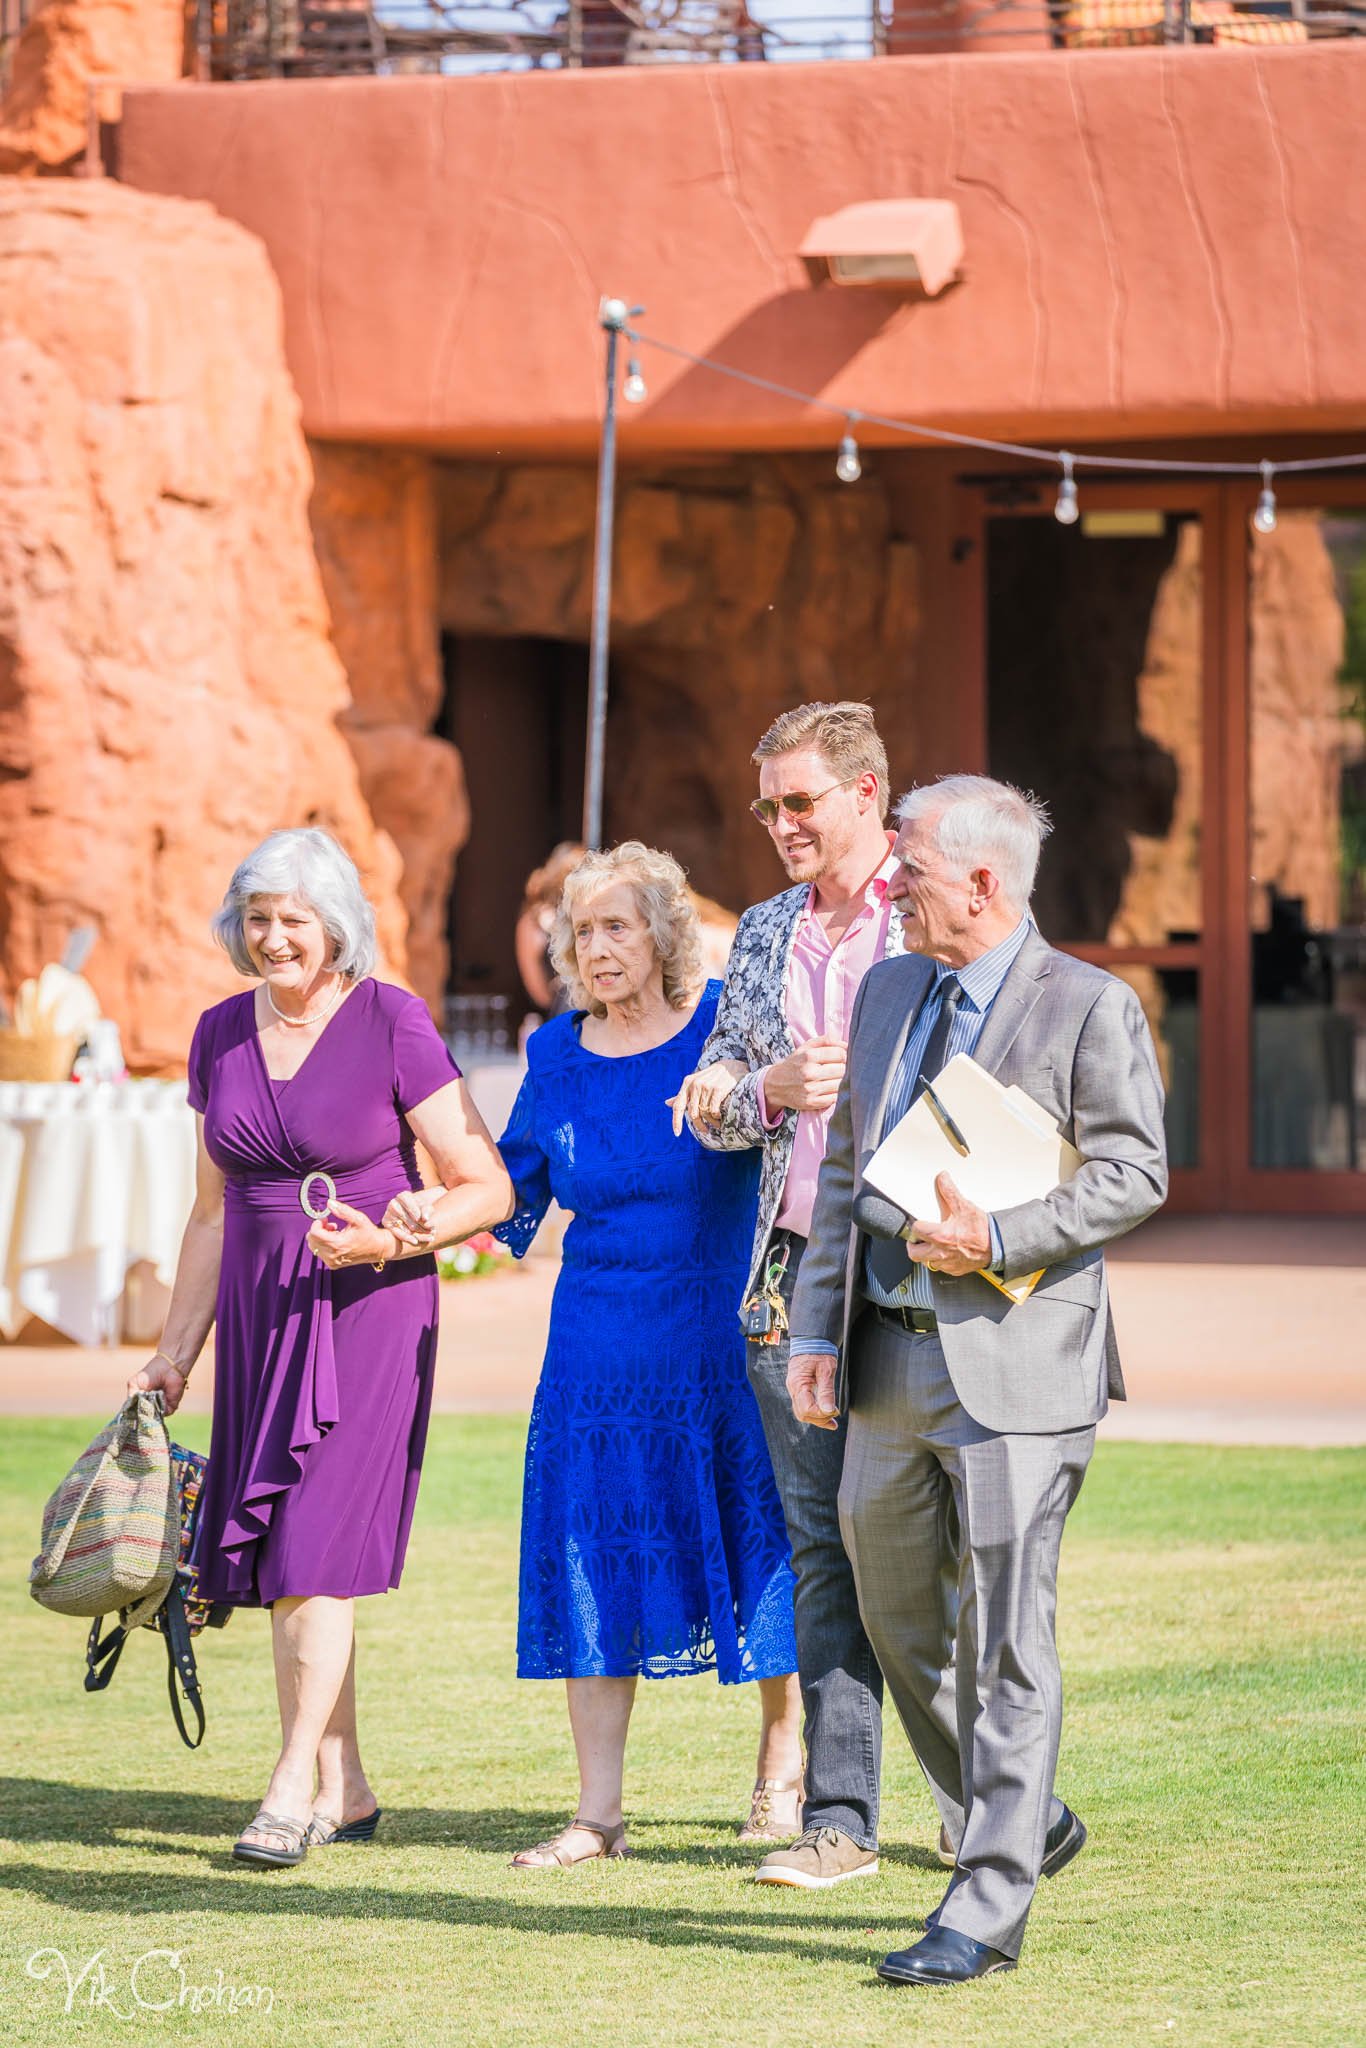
[212,828,377,981]
[896,775,1052,909]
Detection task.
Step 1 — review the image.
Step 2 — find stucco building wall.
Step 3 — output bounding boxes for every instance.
[116,48,1366,457]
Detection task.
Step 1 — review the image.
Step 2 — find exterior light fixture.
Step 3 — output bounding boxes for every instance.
[1253,461,1277,535]
[1054,453,1080,526]
[836,426,862,483]
[799,200,964,295]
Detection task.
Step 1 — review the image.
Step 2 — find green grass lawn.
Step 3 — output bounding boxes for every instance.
[2,1418,1363,2047]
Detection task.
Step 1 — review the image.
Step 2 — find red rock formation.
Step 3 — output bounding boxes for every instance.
[0,177,408,1070]
[0,0,187,175]
[309,444,468,1005]
[437,458,917,916]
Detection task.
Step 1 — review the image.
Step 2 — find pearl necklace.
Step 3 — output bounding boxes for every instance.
[265,976,344,1030]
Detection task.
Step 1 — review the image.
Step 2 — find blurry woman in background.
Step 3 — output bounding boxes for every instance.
[515,842,586,1018]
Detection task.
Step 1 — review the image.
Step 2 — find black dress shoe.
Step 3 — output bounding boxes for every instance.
[926,1801,1084,1916]
[877,1928,1015,1986]
[1041,1804,1087,1879]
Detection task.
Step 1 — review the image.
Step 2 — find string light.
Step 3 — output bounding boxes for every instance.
[623,358,648,404]
[615,322,1366,489]
[1054,452,1080,526]
[1253,461,1277,535]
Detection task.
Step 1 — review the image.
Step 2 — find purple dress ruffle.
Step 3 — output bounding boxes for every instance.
[187,980,459,1606]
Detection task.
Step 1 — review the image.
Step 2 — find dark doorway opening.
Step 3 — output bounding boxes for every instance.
[440,635,588,1022]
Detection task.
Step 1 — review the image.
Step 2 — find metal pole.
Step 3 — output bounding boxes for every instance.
[582,297,632,850]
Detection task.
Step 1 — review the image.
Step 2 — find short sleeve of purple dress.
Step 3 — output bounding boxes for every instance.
[188,980,459,1607]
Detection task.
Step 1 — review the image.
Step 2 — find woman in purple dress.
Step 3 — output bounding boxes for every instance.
[129,828,513,1868]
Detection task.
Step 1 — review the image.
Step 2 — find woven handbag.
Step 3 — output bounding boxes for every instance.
[84,1441,233,1749]
[29,1393,178,1630]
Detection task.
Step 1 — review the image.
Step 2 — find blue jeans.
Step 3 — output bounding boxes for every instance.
[744,1234,883,1851]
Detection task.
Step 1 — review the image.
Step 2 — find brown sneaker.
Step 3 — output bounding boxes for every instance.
[753,1824,879,1889]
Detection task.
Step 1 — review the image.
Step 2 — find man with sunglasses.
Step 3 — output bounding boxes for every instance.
[671,700,935,1890]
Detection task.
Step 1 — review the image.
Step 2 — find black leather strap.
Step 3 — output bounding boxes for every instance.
[85,1614,130,1693]
[161,1578,207,1749]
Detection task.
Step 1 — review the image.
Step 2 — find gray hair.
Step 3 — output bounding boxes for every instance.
[896,775,1052,909]
[550,841,703,1019]
[212,828,377,981]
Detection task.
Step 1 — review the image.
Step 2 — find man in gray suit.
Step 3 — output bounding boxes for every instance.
[787,773,1168,1985]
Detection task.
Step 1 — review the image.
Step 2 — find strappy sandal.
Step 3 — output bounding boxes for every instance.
[307,1806,383,1846]
[510,1817,632,1869]
[232,1809,310,1868]
[737,1775,804,1843]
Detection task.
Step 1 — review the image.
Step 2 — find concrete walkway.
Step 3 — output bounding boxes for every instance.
[2,1217,1362,1445]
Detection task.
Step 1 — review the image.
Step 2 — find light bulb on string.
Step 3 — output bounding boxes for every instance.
[623,358,648,404]
[836,422,862,484]
[1253,461,1277,535]
[1054,453,1080,526]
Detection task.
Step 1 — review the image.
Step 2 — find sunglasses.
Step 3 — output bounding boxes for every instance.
[750,776,860,828]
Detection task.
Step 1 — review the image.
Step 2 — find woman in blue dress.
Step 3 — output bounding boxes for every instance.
[491,843,800,1867]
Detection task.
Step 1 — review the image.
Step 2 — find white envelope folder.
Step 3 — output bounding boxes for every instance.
[863,1052,1082,1305]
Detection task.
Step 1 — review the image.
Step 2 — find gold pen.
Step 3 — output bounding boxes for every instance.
[923,1080,970,1157]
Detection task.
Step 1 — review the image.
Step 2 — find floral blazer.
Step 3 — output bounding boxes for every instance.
[690,880,903,1306]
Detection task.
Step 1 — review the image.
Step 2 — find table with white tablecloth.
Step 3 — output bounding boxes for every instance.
[0,1081,198,1345]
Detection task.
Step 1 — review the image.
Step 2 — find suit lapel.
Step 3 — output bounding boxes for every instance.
[971,928,1053,1074]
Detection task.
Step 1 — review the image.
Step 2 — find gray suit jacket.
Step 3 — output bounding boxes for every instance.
[788,929,1169,1435]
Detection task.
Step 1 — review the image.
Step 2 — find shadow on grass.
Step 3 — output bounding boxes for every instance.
[0,1857,920,1968]
[0,1781,945,1872]
[0,1781,941,1965]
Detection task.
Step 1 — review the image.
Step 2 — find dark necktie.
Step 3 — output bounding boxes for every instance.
[866,974,964,1298]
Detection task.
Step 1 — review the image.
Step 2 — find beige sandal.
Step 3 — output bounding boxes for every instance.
[510,1817,632,1869]
[737,1775,804,1843]
[232,1808,310,1868]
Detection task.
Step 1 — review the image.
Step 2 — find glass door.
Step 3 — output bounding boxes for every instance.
[1233,496,1366,1207]
[971,473,1366,1214]
[981,486,1218,1205]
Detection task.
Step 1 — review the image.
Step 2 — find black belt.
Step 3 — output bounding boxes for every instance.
[871,1302,939,1336]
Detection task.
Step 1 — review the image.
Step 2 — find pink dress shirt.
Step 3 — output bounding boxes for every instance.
[757,848,899,1240]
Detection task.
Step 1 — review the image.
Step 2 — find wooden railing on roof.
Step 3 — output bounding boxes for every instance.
[0,0,1293,90]
[1,0,1361,94]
